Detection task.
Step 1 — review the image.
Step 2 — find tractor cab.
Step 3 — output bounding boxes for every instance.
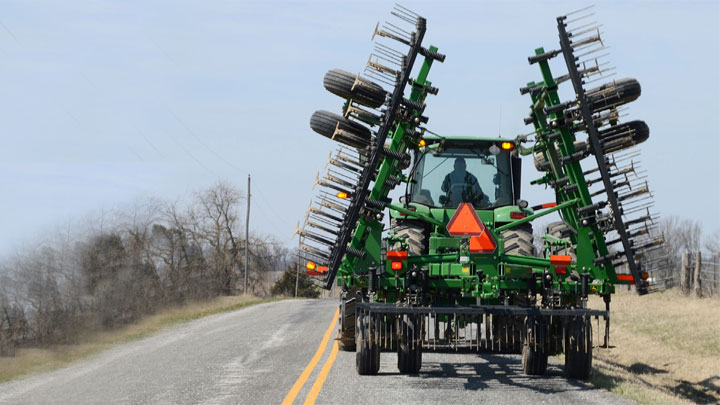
[409,137,523,211]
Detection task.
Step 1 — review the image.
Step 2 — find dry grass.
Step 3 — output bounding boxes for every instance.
[588,289,720,404]
[0,295,282,382]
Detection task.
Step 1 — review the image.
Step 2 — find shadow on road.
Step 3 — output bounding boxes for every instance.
[381,354,595,395]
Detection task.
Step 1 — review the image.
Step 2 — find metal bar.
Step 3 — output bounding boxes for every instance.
[496,198,579,232]
[556,17,646,294]
[357,302,608,317]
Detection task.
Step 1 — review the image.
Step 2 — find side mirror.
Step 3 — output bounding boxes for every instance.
[439,195,447,205]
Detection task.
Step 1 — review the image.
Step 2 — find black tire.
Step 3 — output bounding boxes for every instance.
[598,120,650,153]
[533,141,585,172]
[356,312,380,375]
[546,221,576,261]
[533,119,648,171]
[389,219,428,256]
[565,317,593,380]
[521,317,548,375]
[522,345,548,375]
[397,314,422,374]
[324,69,386,109]
[586,78,641,112]
[502,223,536,257]
[310,110,372,149]
[337,292,356,352]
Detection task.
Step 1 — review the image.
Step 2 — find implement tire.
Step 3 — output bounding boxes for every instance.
[565,317,592,380]
[337,292,356,352]
[390,219,428,256]
[310,110,372,149]
[565,316,593,380]
[586,78,641,112]
[356,312,380,375]
[323,69,386,108]
[521,317,548,375]
[397,314,422,374]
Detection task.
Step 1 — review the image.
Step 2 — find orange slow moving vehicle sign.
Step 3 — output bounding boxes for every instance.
[446,203,496,254]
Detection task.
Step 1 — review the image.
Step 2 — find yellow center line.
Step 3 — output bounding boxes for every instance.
[303,340,340,405]
[282,308,338,405]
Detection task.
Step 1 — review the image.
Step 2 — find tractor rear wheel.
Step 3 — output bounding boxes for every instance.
[546,221,576,261]
[323,69,386,108]
[390,219,428,256]
[337,291,356,351]
[356,312,380,375]
[565,316,593,379]
[397,314,422,374]
[502,223,536,257]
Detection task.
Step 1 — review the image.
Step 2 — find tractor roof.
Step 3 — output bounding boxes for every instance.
[422,134,517,143]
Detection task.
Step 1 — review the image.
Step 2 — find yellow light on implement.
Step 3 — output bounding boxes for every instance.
[336,191,348,199]
[500,142,514,150]
[418,139,426,147]
[306,261,316,271]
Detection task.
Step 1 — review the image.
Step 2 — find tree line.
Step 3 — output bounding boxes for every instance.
[0,182,314,355]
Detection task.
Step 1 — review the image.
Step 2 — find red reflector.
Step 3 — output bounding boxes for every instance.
[306,270,322,276]
[510,212,526,219]
[391,261,403,270]
[542,202,557,209]
[387,251,408,260]
[550,255,572,265]
[641,271,649,281]
[470,235,496,253]
[554,266,567,275]
[617,274,634,283]
[447,203,485,236]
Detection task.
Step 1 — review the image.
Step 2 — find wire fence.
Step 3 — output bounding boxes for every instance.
[681,251,719,297]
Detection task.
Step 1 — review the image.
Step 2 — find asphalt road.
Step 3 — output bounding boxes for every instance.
[0,299,630,404]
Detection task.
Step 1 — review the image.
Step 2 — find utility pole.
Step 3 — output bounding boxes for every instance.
[245,174,250,295]
[295,237,300,297]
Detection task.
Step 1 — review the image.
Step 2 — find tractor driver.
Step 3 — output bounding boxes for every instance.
[441,157,485,207]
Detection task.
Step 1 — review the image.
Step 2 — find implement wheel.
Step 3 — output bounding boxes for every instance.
[565,316,593,380]
[356,312,380,375]
[397,314,422,374]
[323,69,386,108]
[337,292,356,352]
[310,110,372,149]
[521,317,548,375]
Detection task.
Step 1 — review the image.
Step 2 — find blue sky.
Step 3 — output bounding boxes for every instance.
[0,1,718,255]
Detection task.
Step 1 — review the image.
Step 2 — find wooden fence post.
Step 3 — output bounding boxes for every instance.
[681,252,689,294]
[693,251,702,298]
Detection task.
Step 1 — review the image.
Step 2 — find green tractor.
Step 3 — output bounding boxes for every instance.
[298,5,663,379]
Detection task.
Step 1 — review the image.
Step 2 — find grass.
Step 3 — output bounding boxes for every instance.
[588,289,720,404]
[0,295,284,382]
